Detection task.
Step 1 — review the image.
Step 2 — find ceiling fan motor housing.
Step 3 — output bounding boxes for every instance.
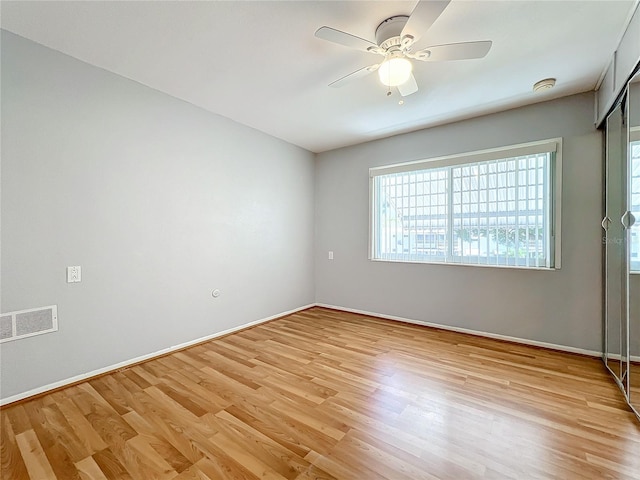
[375,16,410,51]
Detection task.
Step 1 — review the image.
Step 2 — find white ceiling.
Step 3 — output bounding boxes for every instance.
[1,1,636,153]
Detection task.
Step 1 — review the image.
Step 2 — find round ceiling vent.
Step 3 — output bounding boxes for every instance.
[533,78,556,92]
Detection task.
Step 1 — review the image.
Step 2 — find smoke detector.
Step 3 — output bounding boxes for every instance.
[533,78,556,92]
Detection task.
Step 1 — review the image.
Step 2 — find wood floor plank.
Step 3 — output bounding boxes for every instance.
[41,440,83,480]
[338,429,462,480]
[222,405,311,459]
[122,435,177,480]
[3,307,640,479]
[170,464,213,480]
[22,398,84,479]
[154,383,209,418]
[213,409,311,479]
[56,397,108,455]
[1,411,30,480]
[74,456,109,480]
[122,410,192,474]
[74,391,137,451]
[206,430,289,480]
[4,405,32,436]
[15,429,57,480]
[40,403,91,462]
[129,393,206,466]
[121,368,153,390]
[303,448,394,480]
[141,386,216,439]
[193,456,257,480]
[91,448,134,480]
[162,370,230,414]
[293,463,339,480]
[88,378,132,416]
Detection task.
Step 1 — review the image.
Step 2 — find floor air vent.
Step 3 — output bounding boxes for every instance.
[0,306,58,343]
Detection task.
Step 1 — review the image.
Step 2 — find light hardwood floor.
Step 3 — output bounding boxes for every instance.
[630,363,640,417]
[2,307,640,479]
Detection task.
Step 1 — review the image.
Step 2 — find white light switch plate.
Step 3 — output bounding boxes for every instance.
[67,266,81,283]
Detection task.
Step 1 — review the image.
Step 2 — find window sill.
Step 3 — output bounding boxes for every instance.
[369,257,558,271]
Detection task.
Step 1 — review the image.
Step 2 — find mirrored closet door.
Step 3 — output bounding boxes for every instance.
[604,96,628,389]
[603,69,640,421]
[628,73,639,416]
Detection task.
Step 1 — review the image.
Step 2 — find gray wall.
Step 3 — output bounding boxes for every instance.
[1,31,315,399]
[315,93,603,351]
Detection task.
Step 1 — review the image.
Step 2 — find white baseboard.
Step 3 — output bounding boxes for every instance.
[2,303,628,406]
[605,353,640,362]
[315,303,603,358]
[0,303,314,406]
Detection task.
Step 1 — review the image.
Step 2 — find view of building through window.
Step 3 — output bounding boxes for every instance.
[631,140,639,272]
[372,152,554,268]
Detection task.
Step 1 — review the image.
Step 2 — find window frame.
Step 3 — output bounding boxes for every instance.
[368,138,563,270]
[630,128,640,273]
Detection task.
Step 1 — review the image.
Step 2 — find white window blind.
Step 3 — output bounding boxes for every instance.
[369,139,562,269]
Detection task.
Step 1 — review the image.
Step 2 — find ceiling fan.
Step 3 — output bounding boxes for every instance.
[315,0,492,97]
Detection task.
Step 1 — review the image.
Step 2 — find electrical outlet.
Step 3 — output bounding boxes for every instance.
[67,266,81,283]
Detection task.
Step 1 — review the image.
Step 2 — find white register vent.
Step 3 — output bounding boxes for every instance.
[0,305,58,343]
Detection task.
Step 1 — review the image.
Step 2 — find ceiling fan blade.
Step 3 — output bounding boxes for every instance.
[315,26,379,53]
[413,41,492,62]
[329,64,379,88]
[401,0,450,46]
[397,74,418,97]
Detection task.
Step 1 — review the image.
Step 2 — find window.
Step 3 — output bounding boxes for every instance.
[369,139,561,269]
[631,130,640,273]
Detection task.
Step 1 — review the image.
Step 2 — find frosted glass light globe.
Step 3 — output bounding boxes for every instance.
[378,57,413,87]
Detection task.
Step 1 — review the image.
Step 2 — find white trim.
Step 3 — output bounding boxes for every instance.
[368,174,375,260]
[2,302,627,406]
[605,353,640,363]
[595,1,640,92]
[369,256,557,271]
[619,1,640,67]
[595,55,616,94]
[553,139,563,269]
[0,303,314,406]
[315,303,602,357]
[369,138,560,177]
[368,138,563,270]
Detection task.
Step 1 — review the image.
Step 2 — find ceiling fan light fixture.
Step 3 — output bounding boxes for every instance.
[378,57,412,87]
